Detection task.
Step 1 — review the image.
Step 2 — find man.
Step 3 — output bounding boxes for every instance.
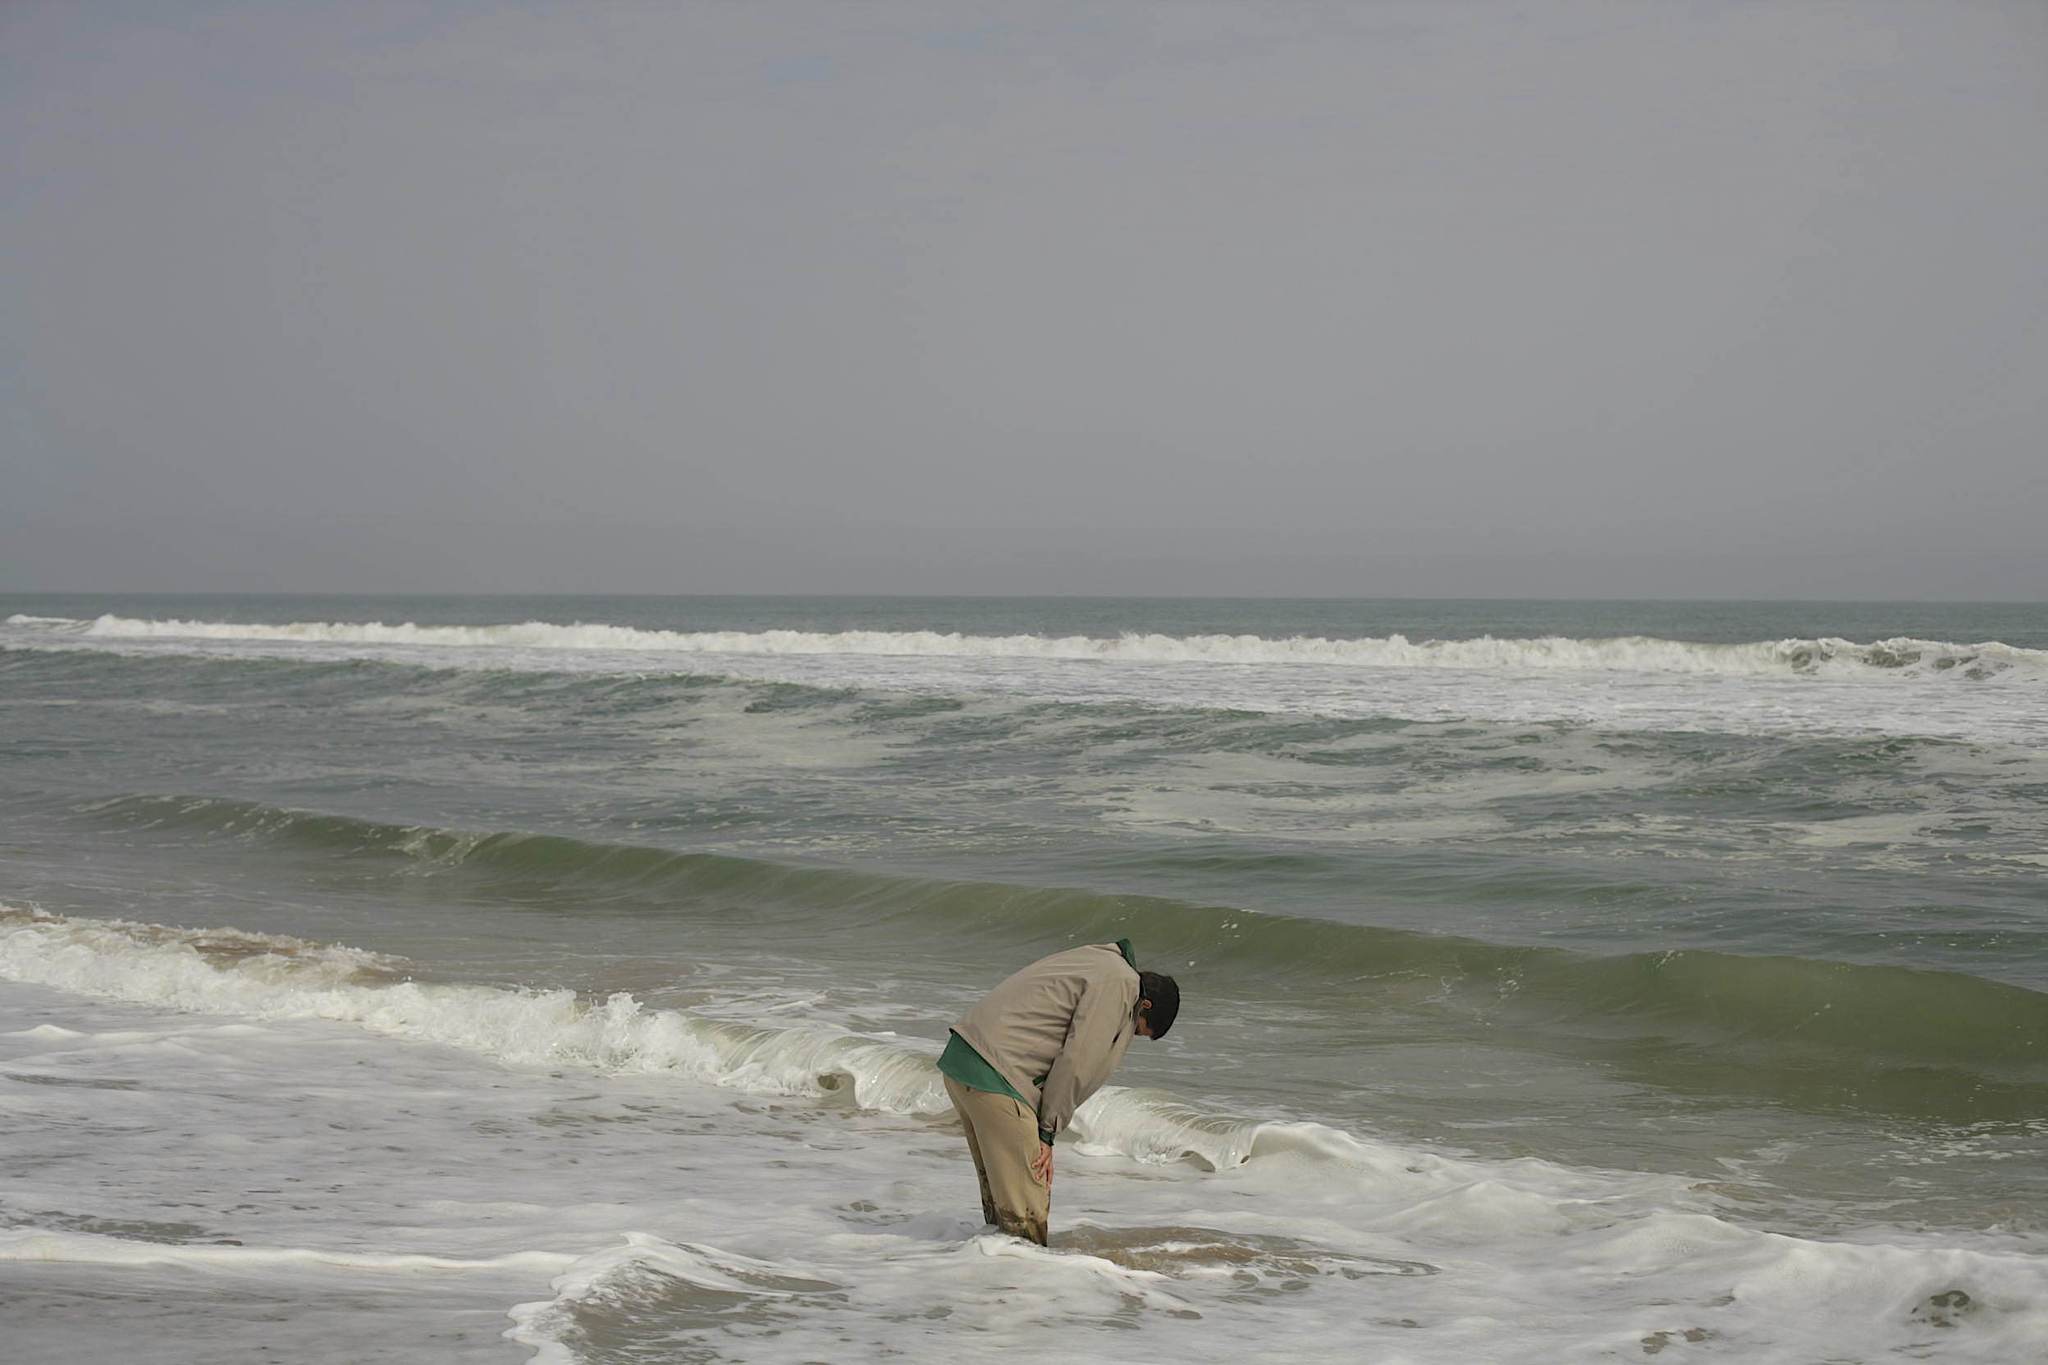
[937,937,1181,1245]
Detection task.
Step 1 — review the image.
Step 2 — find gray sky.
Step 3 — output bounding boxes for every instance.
[5,1,2044,599]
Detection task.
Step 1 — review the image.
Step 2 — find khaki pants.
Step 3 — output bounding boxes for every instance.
[944,1076,1050,1246]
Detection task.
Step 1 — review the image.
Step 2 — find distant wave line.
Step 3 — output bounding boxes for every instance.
[7,614,2042,680]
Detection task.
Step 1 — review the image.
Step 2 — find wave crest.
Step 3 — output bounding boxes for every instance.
[0,905,1671,1187]
[66,796,2048,1097]
[8,613,2042,679]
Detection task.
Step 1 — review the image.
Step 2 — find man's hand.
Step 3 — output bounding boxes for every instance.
[1030,1141,1054,1189]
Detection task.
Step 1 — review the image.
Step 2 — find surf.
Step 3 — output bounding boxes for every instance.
[10,612,2045,680]
[61,795,2048,1106]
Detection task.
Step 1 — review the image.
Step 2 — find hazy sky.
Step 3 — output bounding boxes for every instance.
[5,1,2044,598]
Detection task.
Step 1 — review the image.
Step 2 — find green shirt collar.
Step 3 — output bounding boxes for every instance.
[1115,937,1137,970]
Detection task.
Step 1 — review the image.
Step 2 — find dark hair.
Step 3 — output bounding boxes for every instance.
[1137,971,1180,1038]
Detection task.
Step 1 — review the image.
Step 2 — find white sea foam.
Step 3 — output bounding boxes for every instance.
[0,906,1607,1190]
[504,1233,820,1365]
[0,907,1687,1189]
[10,612,2045,745]
[9,612,2043,680]
[493,1199,2048,1365]
[8,911,2048,1364]
[0,906,947,1115]
[0,907,1298,1172]
[0,1227,574,1275]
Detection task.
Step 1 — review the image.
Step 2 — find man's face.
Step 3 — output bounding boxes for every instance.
[1134,999,1155,1039]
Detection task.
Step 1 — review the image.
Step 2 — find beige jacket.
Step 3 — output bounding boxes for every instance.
[952,942,1140,1141]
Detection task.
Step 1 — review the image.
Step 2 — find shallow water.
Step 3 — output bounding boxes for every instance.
[2,594,2044,1361]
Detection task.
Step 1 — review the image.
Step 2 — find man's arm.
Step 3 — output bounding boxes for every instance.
[1035,973,1137,1143]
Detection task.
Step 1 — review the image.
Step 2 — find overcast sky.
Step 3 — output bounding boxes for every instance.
[5,1,2044,598]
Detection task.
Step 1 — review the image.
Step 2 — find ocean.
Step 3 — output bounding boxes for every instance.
[2,594,2043,1363]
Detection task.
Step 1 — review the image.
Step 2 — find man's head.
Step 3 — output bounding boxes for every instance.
[1134,971,1180,1039]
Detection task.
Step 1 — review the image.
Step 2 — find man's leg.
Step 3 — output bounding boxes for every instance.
[943,1077,998,1227]
[947,1084,1050,1246]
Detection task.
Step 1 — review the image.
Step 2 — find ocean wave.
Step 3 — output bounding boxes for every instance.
[0,905,946,1112]
[504,1233,840,1365]
[6,903,1766,1226]
[74,796,2048,1101]
[0,903,1447,1179]
[9,613,2043,680]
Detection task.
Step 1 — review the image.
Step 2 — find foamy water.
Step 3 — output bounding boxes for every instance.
[6,907,2043,1364]
[6,611,2045,742]
[17,611,2047,678]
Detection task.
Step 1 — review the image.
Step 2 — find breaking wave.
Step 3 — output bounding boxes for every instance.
[9,613,2043,680]
[33,796,2048,1123]
[1,904,1617,1186]
[0,905,949,1116]
[1,903,1773,1212]
[0,905,1293,1173]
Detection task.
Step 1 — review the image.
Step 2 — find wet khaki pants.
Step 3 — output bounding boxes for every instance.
[943,1076,1050,1246]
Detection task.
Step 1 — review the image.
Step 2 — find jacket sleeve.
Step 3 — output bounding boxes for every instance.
[1035,971,1137,1142]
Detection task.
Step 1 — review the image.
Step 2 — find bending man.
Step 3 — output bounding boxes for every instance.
[937,938,1181,1245]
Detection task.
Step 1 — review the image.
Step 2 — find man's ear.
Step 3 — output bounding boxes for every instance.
[1137,997,1151,1014]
